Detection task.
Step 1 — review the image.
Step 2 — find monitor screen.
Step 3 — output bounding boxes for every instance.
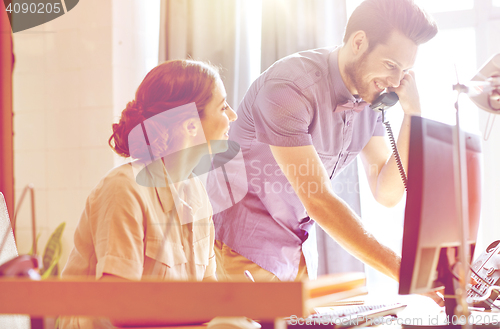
[399,116,482,296]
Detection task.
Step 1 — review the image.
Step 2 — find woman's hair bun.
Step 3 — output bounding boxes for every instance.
[108,59,220,159]
[109,100,144,158]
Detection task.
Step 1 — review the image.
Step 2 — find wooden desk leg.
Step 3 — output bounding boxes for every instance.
[260,321,274,329]
[260,319,287,329]
[31,317,44,329]
[273,318,287,329]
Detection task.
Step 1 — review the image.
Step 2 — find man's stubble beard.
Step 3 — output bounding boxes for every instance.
[344,51,381,104]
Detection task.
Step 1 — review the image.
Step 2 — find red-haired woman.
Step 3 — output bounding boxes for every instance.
[60,60,237,328]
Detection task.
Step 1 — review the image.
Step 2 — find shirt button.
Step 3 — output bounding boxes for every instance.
[340,152,344,157]
[346,121,351,127]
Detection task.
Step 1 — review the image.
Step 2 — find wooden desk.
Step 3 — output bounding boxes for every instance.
[0,278,305,326]
[0,272,368,328]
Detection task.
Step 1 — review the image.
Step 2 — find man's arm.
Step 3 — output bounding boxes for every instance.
[270,144,400,281]
[360,71,421,207]
[359,117,411,207]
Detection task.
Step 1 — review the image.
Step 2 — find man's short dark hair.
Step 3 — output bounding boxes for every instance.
[343,0,438,50]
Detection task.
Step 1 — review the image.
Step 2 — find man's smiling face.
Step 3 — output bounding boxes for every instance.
[344,30,418,103]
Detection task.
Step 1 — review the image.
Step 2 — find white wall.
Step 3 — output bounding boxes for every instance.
[476,17,500,254]
[12,0,160,270]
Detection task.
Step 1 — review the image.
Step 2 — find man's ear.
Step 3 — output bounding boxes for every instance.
[182,118,199,137]
[351,30,369,56]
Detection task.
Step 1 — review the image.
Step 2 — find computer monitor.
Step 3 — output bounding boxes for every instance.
[399,116,482,314]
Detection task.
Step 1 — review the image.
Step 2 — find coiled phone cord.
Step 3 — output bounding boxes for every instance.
[381,109,408,190]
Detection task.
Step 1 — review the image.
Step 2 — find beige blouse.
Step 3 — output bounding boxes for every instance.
[60,161,215,328]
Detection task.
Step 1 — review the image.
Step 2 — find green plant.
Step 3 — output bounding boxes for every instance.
[30,222,66,279]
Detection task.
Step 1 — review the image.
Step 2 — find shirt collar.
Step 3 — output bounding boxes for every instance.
[134,159,202,220]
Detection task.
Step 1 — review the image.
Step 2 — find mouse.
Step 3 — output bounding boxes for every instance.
[206,317,261,329]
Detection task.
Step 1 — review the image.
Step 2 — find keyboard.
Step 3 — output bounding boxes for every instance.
[287,303,407,328]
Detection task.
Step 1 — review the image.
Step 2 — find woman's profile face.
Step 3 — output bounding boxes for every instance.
[200,79,237,153]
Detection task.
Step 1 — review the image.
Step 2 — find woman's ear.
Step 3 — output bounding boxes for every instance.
[182,118,199,137]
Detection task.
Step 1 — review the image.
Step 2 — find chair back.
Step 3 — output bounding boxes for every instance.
[0,192,29,329]
[0,192,18,265]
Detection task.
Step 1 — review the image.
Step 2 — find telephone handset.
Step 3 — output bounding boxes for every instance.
[370,92,400,111]
[369,92,408,190]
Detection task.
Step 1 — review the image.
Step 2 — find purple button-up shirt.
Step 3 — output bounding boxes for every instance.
[208,47,384,281]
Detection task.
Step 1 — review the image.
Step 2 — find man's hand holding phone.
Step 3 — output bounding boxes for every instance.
[389,70,422,116]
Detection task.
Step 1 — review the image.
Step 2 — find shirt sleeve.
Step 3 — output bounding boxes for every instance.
[372,111,385,136]
[253,80,314,147]
[91,172,145,281]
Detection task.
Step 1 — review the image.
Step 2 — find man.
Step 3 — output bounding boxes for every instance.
[208,0,438,282]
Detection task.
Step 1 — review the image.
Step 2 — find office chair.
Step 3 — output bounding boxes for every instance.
[0,191,40,278]
[0,192,31,329]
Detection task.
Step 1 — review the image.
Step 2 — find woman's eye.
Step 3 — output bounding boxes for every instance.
[387,63,395,69]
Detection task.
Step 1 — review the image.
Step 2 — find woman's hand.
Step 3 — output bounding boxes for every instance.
[422,289,445,307]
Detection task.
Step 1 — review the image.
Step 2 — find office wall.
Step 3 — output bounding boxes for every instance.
[12,0,159,270]
[477,18,500,253]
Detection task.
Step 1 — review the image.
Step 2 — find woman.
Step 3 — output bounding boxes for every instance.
[60,59,237,328]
